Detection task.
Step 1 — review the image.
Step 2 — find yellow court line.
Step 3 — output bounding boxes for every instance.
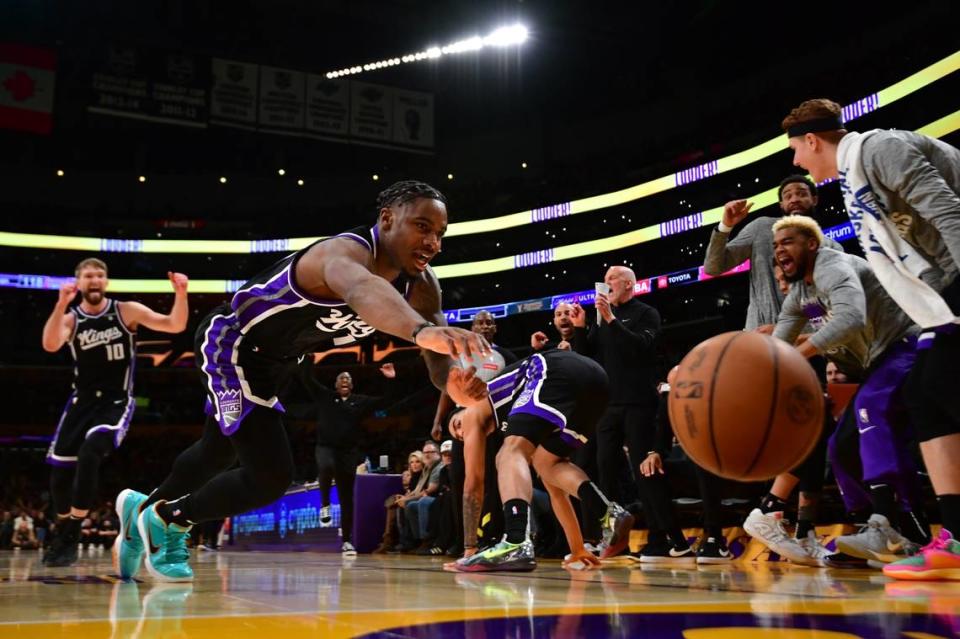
[7,599,939,639]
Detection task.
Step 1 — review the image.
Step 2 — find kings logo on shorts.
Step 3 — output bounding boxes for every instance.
[217,389,243,423]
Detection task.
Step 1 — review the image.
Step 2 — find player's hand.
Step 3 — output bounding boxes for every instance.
[531,331,549,350]
[640,452,664,477]
[58,280,77,306]
[754,324,775,335]
[415,326,490,359]
[168,272,189,294]
[380,363,396,379]
[596,294,615,324]
[571,303,587,328]
[563,547,601,570]
[446,366,488,407]
[721,199,753,228]
[557,340,571,351]
[430,420,444,442]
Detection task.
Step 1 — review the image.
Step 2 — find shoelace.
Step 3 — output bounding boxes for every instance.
[165,527,190,564]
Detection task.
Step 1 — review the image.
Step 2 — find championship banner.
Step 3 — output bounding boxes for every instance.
[306,74,349,137]
[392,88,433,148]
[0,43,56,134]
[210,58,258,128]
[350,81,393,142]
[89,46,207,128]
[258,65,305,133]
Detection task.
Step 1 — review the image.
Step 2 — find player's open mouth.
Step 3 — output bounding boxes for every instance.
[778,257,794,271]
[413,252,432,269]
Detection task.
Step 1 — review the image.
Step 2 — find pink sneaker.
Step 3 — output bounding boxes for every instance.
[883,529,960,581]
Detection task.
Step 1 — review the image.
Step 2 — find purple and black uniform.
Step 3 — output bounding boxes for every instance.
[47,299,137,466]
[196,225,410,435]
[774,248,922,512]
[487,350,608,458]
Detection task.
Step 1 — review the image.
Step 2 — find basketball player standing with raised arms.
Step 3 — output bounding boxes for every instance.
[704,176,842,566]
[41,258,189,567]
[113,181,490,582]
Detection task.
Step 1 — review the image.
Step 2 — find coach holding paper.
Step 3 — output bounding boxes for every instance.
[571,266,661,509]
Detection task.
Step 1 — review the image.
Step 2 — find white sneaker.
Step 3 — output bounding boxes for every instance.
[742,508,810,564]
[795,530,830,567]
[341,541,357,557]
[319,505,333,527]
[835,514,919,564]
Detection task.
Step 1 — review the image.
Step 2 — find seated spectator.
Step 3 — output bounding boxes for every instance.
[373,451,424,553]
[11,520,39,550]
[401,442,445,552]
[33,511,49,548]
[0,511,13,549]
[418,441,456,556]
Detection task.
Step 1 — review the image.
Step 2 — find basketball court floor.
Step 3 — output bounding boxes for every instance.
[1,548,957,638]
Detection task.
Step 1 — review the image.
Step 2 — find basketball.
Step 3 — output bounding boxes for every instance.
[668,331,824,482]
[458,349,507,382]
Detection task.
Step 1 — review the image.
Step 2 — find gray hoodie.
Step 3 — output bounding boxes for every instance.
[774,248,918,375]
[704,215,842,330]
[858,129,960,294]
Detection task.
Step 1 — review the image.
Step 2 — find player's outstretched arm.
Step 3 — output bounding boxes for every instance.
[119,272,189,333]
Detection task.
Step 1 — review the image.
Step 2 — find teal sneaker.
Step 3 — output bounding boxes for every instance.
[112,489,148,579]
[137,503,194,582]
[452,539,536,572]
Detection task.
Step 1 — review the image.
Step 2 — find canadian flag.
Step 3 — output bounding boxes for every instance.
[0,43,57,134]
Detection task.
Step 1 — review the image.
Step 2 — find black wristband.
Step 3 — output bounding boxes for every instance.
[411,321,435,343]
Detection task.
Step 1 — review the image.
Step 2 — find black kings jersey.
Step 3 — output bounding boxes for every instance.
[69,299,137,394]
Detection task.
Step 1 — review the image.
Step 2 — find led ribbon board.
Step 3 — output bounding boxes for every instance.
[1,50,958,253]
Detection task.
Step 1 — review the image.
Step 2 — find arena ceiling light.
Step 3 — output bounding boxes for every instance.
[324,23,528,79]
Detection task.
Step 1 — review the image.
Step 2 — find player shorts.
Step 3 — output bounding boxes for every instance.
[493,350,609,459]
[46,390,135,466]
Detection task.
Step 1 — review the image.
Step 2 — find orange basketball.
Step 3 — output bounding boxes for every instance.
[667,331,823,482]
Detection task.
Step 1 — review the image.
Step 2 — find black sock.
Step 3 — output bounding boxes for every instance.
[869,484,897,526]
[760,493,788,514]
[899,509,931,545]
[140,489,159,513]
[705,525,723,541]
[577,481,608,520]
[796,520,815,539]
[938,494,960,537]
[62,515,83,542]
[157,497,194,528]
[668,528,689,549]
[503,499,529,544]
[796,492,818,539]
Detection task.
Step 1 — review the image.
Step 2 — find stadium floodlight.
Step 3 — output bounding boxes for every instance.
[324,23,529,79]
[484,24,528,47]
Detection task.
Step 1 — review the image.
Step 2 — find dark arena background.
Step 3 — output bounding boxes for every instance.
[2,1,959,637]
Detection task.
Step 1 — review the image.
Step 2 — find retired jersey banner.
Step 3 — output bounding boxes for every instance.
[89,46,207,128]
[258,65,305,133]
[210,58,258,128]
[305,74,349,138]
[0,43,57,134]
[392,88,433,148]
[350,81,393,142]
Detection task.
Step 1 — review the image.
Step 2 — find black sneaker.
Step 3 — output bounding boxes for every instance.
[44,520,80,568]
[696,537,733,564]
[823,552,869,569]
[451,539,536,572]
[638,540,696,565]
[42,528,62,565]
